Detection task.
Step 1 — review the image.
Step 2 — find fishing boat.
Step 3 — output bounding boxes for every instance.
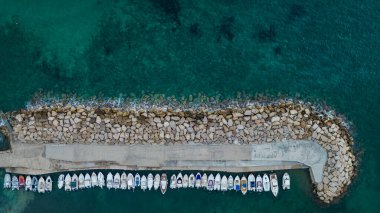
[234,176,241,191]
[64,174,71,191]
[113,173,121,189]
[241,176,248,195]
[37,177,45,193]
[160,173,167,194]
[263,174,270,192]
[270,173,279,197]
[19,175,25,189]
[128,173,135,190]
[170,174,176,189]
[282,173,290,190]
[227,175,234,190]
[58,174,64,189]
[189,173,195,188]
[78,173,85,189]
[98,172,105,188]
[121,172,127,190]
[183,174,189,188]
[25,176,32,191]
[221,175,228,191]
[91,172,98,187]
[4,173,11,189]
[256,175,263,192]
[141,175,147,191]
[248,174,255,192]
[195,173,201,189]
[177,173,183,188]
[45,176,52,192]
[147,173,154,190]
[12,175,19,190]
[106,172,113,190]
[154,174,160,190]
[201,173,208,189]
[85,173,91,188]
[135,173,141,188]
[71,174,79,190]
[214,173,221,191]
[32,176,38,192]
[207,174,214,191]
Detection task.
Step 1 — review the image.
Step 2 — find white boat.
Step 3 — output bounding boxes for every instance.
[32,176,38,192]
[57,174,64,190]
[25,176,32,191]
[121,172,128,190]
[85,173,91,188]
[98,172,105,188]
[214,173,221,191]
[135,173,141,188]
[256,175,263,192]
[234,176,240,191]
[183,174,189,188]
[113,173,121,189]
[91,172,98,187]
[106,172,113,189]
[170,174,176,189]
[189,174,195,188]
[4,173,11,189]
[45,176,52,192]
[270,173,279,197]
[154,174,160,190]
[37,177,45,193]
[207,174,214,191]
[282,173,290,190]
[147,173,154,190]
[221,175,228,191]
[241,176,248,195]
[195,173,201,189]
[177,173,183,188]
[78,173,85,189]
[263,174,270,192]
[127,173,135,190]
[12,175,18,190]
[201,173,208,188]
[72,174,79,190]
[161,173,168,194]
[64,174,71,191]
[248,174,255,191]
[141,175,147,191]
[227,175,234,190]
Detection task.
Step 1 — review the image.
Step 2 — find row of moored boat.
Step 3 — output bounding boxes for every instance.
[3,174,52,193]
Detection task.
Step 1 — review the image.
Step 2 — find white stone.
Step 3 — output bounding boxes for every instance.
[271,116,280,122]
[290,110,298,115]
[96,116,101,124]
[154,117,161,123]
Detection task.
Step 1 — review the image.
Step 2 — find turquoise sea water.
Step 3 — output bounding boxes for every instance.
[0,0,379,212]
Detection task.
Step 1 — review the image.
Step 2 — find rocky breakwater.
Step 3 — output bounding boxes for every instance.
[6,100,356,203]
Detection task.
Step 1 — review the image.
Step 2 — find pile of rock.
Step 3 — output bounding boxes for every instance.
[7,100,356,203]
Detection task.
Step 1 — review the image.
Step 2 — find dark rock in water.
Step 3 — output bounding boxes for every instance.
[217,16,235,42]
[0,131,10,151]
[189,23,201,37]
[150,0,181,25]
[288,4,306,21]
[258,24,276,42]
[274,46,282,55]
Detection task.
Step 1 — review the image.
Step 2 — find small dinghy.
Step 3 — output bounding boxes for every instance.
[160,173,168,194]
[25,176,32,191]
[12,176,19,190]
[263,174,270,192]
[58,174,64,190]
[248,174,255,192]
[201,173,208,189]
[221,175,228,191]
[113,173,121,189]
[141,175,147,191]
[32,176,38,192]
[71,174,79,191]
[45,176,52,192]
[207,174,214,191]
[91,172,98,187]
[154,174,160,190]
[135,173,141,188]
[19,175,25,189]
[227,175,234,191]
[4,173,11,189]
[189,174,195,188]
[214,173,221,191]
[120,172,128,190]
[127,173,135,190]
[177,173,183,188]
[98,172,105,188]
[282,173,290,190]
[64,174,71,191]
[38,177,45,193]
[195,173,201,189]
[78,173,85,189]
[270,173,279,197]
[106,172,113,190]
[241,176,248,195]
[85,173,91,188]
[256,175,263,192]
[170,174,176,189]
[147,173,154,190]
[183,174,189,188]
[234,176,241,191]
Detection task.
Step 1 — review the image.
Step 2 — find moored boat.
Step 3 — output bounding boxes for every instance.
[214,173,221,191]
[37,177,45,193]
[160,173,167,194]
[227,175,234,191]
[84,173,91,188]
[170,174,176,189]
[234,176,240,191]
[207,174,214,191]
[113,173,121,189]
[189,173,195,188]
[141,175,147,191]
[177,173,183,188]
[78,173,85,189]
[64,174,71,191]
[45,176,52,192]
[98,172,105,188]
[248,174,255,192]
[241,176,248,195]
[154,174,160,190]
[195,173,201,189]
[71,174,79,190]
[256,175,263,192]
[147,173,154,190]
[18,175,25,189]
[121,172,127,190]
[128,173,135,190]
[91,172,98,187]
[106,172,113,190]
[263,174,270,192]
[201,173,208,189]
[183,174,189,188]
[270,173,279,197]
[282,173,290,190]
[25,176,32,191]
[58,174,64,190]
[4,173,11,189]
[12,175,19,190]
[32,176,38,192]
[221,175,228,191]
[135,173,141,188]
